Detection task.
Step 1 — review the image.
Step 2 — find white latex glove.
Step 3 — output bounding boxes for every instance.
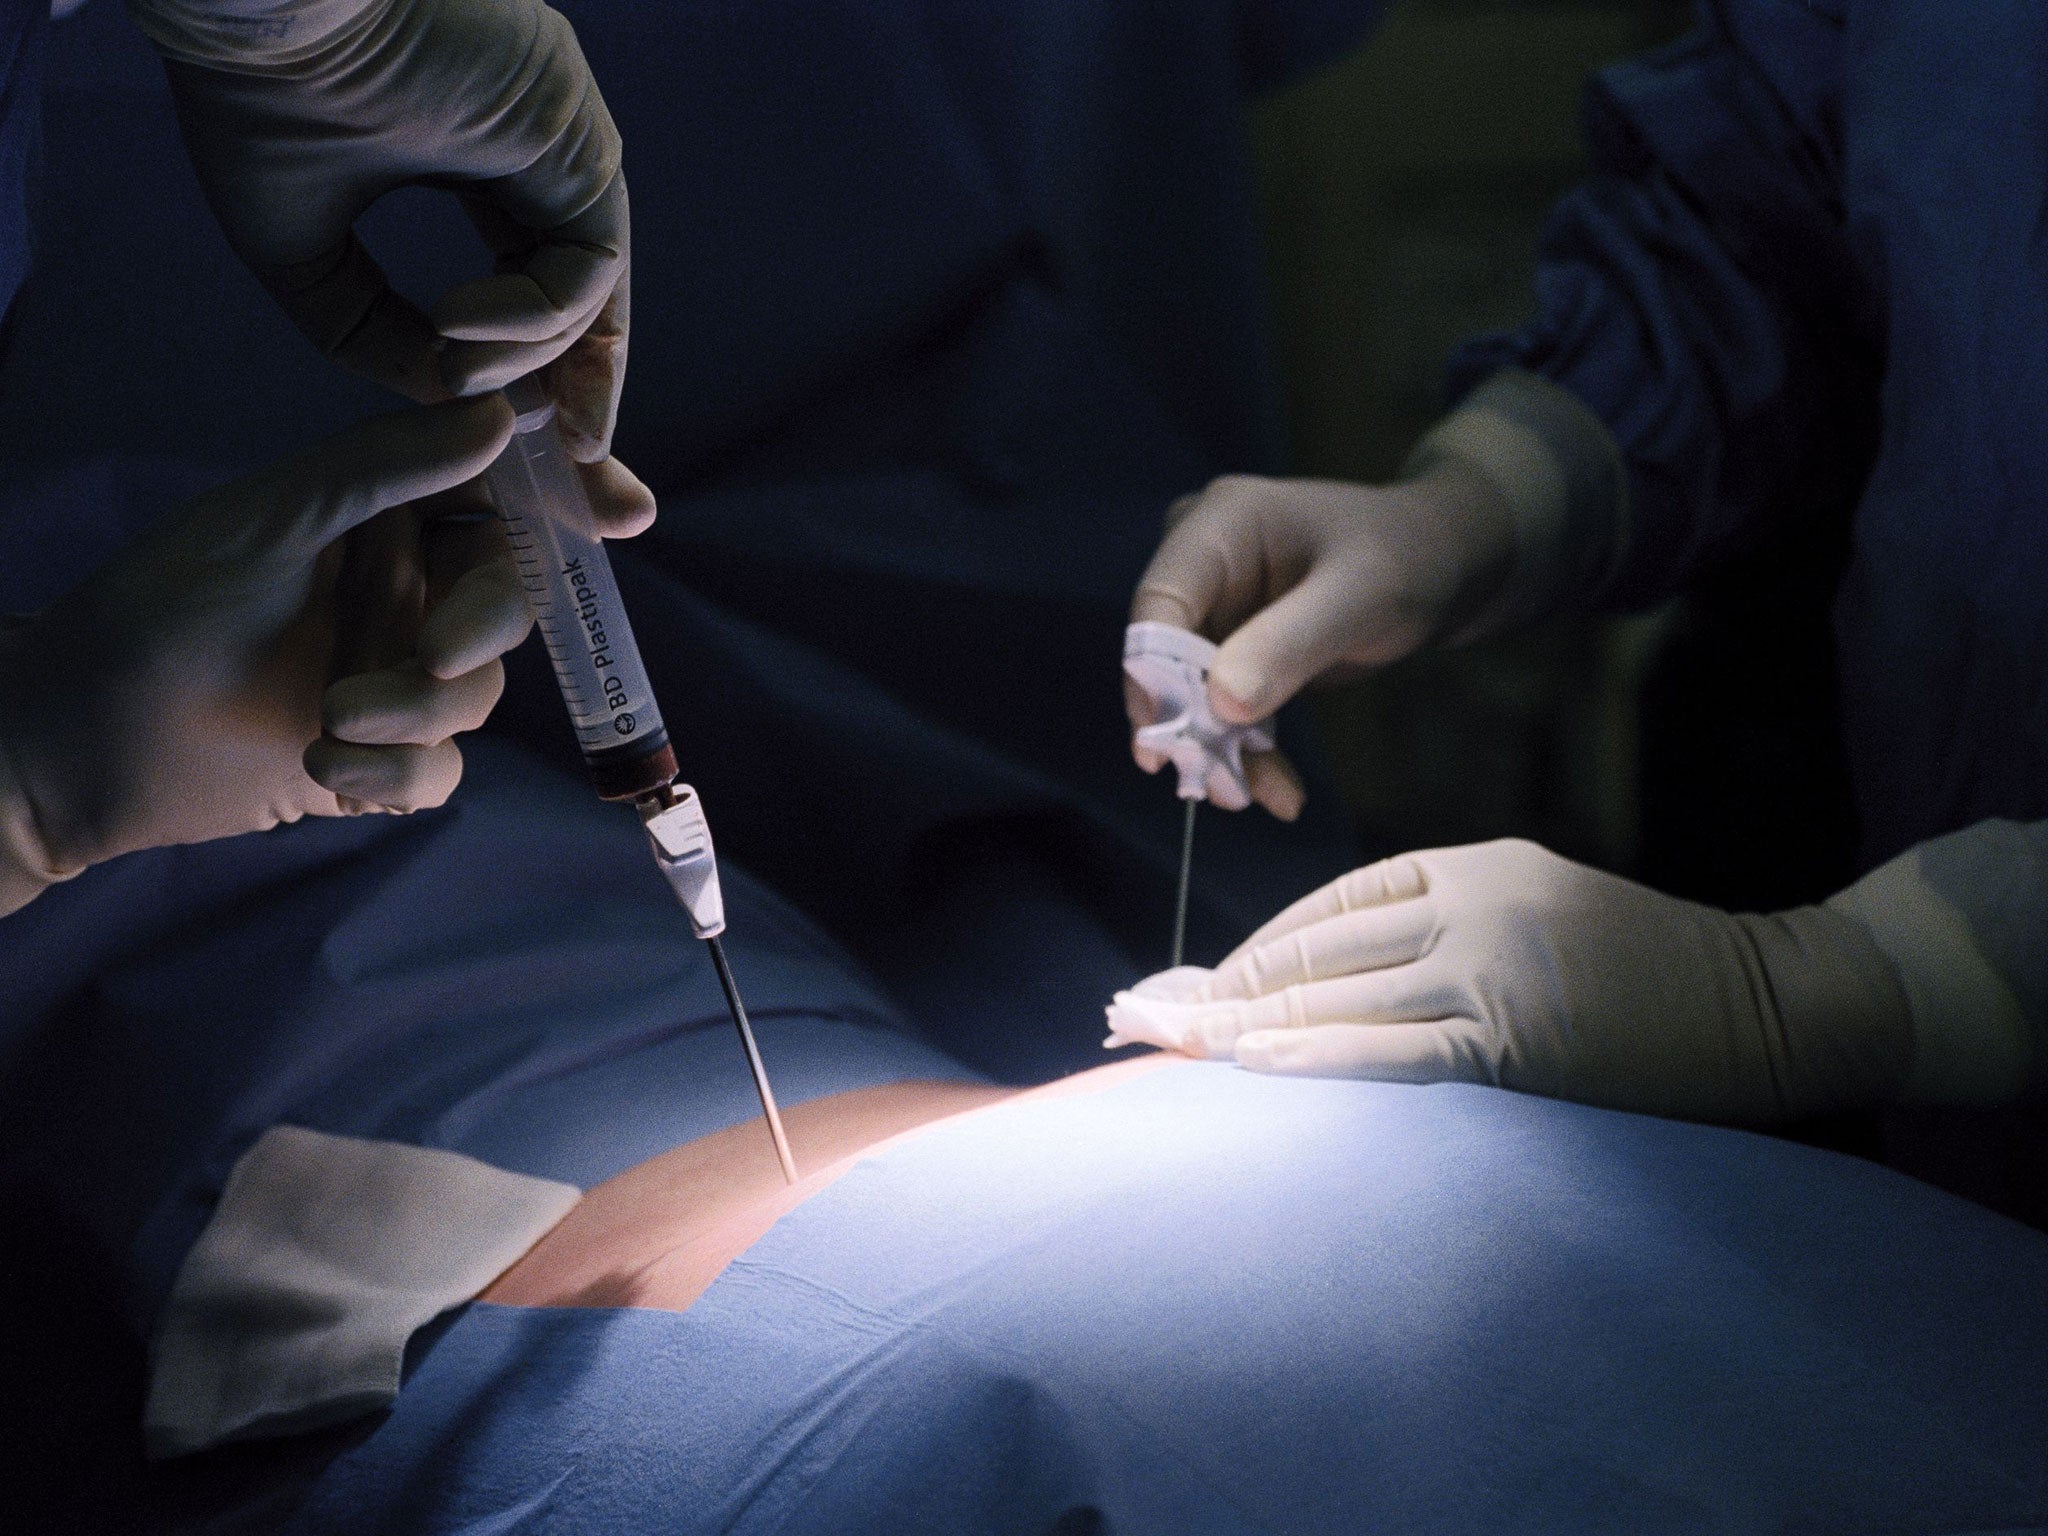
[1106,839,1920,1124]
[1125,371,1630,820]
[1125,461,1516,821]
[128,0,634,464]
[0,395,529,916]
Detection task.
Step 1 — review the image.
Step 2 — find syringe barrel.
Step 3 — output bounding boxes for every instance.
[485,379,676,801]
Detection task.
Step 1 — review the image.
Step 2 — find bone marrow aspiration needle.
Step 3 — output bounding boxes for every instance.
[1123,622,1278,973]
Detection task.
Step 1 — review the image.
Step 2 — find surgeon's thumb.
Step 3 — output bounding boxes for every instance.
[267,396,516,561]
[1207,565,1357,723]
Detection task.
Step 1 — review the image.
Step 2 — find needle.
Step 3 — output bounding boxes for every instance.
[705,933,797,1185]
[1172,796,1196,970]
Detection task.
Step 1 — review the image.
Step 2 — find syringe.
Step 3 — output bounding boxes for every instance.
[486,375,797,1184]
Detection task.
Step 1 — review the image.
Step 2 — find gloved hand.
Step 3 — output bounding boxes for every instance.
[1127,371,1629,820]
[1105,838,1921,1124]
[1125,461,1517,821]
[0,395,527,917]
[128,0,632,463]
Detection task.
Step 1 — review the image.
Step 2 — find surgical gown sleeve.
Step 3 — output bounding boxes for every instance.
[1829,819,2048,1108]
[1438,3,1881,612]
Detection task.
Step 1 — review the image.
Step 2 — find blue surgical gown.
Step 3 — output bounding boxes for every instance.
[1449,0,2048,865]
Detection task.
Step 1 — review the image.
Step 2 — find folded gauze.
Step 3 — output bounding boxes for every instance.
[1104,964,1217,1052]
[146,1125,581,1460]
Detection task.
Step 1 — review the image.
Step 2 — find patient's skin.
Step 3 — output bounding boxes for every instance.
[482,1056,1171,1314]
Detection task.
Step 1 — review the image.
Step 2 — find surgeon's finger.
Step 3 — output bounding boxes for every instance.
[321,658,506,746]
[1225,854,1433,963]
[578,454,656,538]
[1208,896,1437,1001]
[437,329,586,406]
[303,737,466,814]
[256,234,452,406]
[1129,479,1256,635]
[1176,963,1453,1057]
[417,558,533,680]
[1123,673,1168,774]
[547,276,628,462]
[1245,748,1305,821]
[1235,1020,1495,1084]
[254,396,517,562]
[1206,560,1363,725]
[432,240,615,345]
[437,175,628,440]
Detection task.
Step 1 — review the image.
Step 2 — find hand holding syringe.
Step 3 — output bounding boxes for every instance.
[485,376,797,1183]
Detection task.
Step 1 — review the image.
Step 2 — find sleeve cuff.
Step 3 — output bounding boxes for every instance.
[1826,823,2041,1107]
[144,1125,581,1460]
[1402,368,1629,639]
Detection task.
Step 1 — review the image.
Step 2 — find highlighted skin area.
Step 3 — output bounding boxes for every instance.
[483,1056,1170,1313]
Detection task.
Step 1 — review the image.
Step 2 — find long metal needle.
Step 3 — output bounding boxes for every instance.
[1171,796,1197,970]
[705,934,798,1185]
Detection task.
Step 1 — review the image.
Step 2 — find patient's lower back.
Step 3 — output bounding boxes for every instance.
[483,1060,1170,1312]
